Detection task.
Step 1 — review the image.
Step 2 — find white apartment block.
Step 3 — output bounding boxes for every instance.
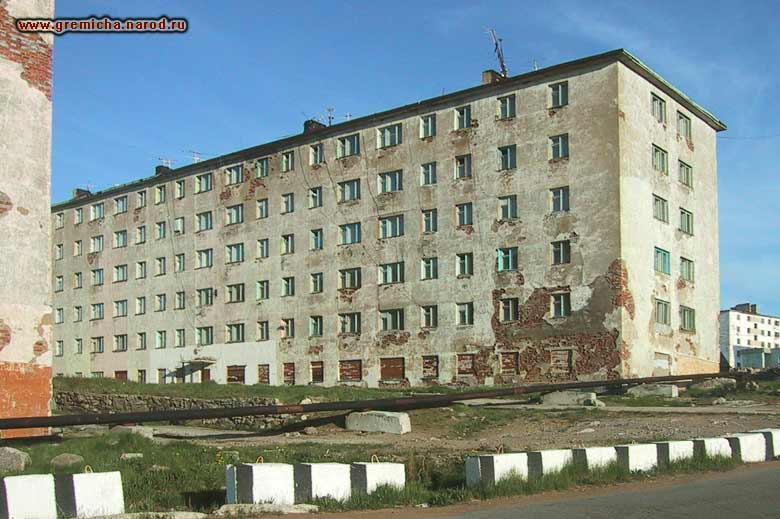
[719,303,780,369]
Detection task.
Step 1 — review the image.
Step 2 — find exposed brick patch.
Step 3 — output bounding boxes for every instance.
[307,344,323,356]
[377,331,410,348]
[219,189,233,202]
[417,329,430,340]
[245,177,266,201]
[606,259,635,319]
[0,319,11,353]
[456,224,474,235]
[676,277,687,290]
[0,361,52,439]
[0,191,13,217]
[0,4,53,100]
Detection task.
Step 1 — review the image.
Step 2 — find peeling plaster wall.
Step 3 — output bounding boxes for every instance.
[0,0,54,437]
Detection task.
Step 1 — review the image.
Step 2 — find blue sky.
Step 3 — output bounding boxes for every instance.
[52,1,779,314]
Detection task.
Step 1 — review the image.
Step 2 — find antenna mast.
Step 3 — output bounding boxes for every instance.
[487,29,508,78]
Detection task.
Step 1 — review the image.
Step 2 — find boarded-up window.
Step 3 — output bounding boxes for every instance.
[227,365,246,384]
[380,357,405,380]
[422,355,439,379]
[157,369,167,384]
[550,350,573,374]
[114,370,128,381]
[500,352,519,375]
[283,363,295,385]
[339,360,362,382]
[257,364,270,384]
[201,368,211,383]
[457,354,475,375]
[311,361,324,383]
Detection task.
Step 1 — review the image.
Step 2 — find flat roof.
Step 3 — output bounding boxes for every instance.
[52,48,727,210]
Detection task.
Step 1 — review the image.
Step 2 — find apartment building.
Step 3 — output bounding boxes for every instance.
[719,303,780,369]
[50,49,726,387]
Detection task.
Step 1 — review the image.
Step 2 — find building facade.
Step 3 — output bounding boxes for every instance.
[719,303,780,369]
[50,49,725,387]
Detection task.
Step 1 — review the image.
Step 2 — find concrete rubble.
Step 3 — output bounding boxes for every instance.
[626,384,679,398]
[345,411,411,434]
[541,391,604,407]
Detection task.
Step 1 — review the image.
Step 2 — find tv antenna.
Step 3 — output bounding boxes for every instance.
[187,149,203,163]
[486,28,508,78]
[344,113,353,121]
[326,107,335,126]
[158,157,174,168]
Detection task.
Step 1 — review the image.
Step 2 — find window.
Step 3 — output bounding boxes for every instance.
[310,228,324,250]
[91,268,104,286]
[156,330,167,349]
[195,173,213,193]
[340,222,361,244]
[226,243,245,263]
[74,272,83,289]
[420,114,436,138]
[73,240,82,256]
[455,154,472,179]
[378,170,403,193]
[226,165,244,185]
[154,185,166,205]
[381,309,405,331]
[652,145,668,173]
[421,162,437,185]
[552,240,571,265]
[310,143,324,165]
[175,179,185,199]
[309,316,324,337]
[227,283,245,303]
[310,361,324,383]
[457,302,474,326]
[380,214,404,238]
[680,208,694,235]
[498,247,518,271]
[282,276,296,296]
[681,257,695,282]
[54,340,63,357]
[54,212,64,228]
[339,179,361,202]
[257,198,269,218]
[310,272,324,293]
[74,337,84,354]
[339,313,361,334]
[135,225,146,244]
[90,235,104,253]
[225,204,243,225]
[281,151,294,172]
[339,268,361,289]
[499,94,516,119]
[375,121,403,148]
[422,208,438,233]
[136,333,146,350]
[113,264,128,282]
[282,318,295,338]
[257,321,270,341]
[337,133,360,157]
[550,81,568,107]
[680,306,696,331]
[456,202,473,226]
[74,208,83,224]
[197,211,213,231]
[55,307,63,324]
[114,334,128,352]
[90,303,104,320]
[174,253,185,272]
[155,221,166,239]
[91,336,104,354]
[115,196,128,214]
[499,144,517,170]
[455,105,471,129]
[136,190,146,208]
[197,248,213,268]
[256,158,269,177]
[113,230,127,248]
[551,186,570,212]
[677,112,692,140]
[155,257,166,276]
[55,243,63,260]
[550,134,569,159]
[501,298,519,322]
[653,195,669,222]
[281,234,295,254]
[421,305,438,328]
[309,187,323,208]
[282,193,295,213]
[197,287,214,306]
[226,323,245,343]
[174,329,185,347]
[175,291,185,310]
[654,247,671,274]
[173,216,184,234]
[679,161,693,188]
[651,93,666,123]
[155,293,166,312]
[499,195,518,220]
[135,297,146,315]
[257,238,269,258]
[90,202,104,220]
[457,252,473,276]
[552,293,571,317]
[379,262,404,285]
[55,275,63,292]
[421,257,439,280]
[256,280,270,300]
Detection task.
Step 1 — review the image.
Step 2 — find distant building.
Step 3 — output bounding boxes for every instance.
[720,303,780,369]
[50,49,725,387]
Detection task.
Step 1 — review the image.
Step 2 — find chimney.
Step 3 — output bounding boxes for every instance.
[72,188,91,199]
[303,119,327,134]
[734,303,759,314]
[482,69,503,85]
[155,165,171,176]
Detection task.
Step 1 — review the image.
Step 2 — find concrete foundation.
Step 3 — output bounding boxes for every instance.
[750,428,780,460]
[572,447,617,469]
[626,384,679,398]
[235,463,294,505]
[350,462,405,494]
[294,463,351,503]
[726,433,766,463]
[693,437,732,459]
[466,453,528,486]
[656,440,694,467]
[345,411,411,435]
[615,444,657,472]
[0,474,56,519]
[528,449,573,478]
[55,471,124,518]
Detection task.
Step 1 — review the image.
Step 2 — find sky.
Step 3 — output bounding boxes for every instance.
[51,0,780,314]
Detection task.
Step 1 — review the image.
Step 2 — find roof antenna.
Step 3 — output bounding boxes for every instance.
[187,149,203,163]
[486,28,508,78]
[326,107,335,126]
[158,157,174,168]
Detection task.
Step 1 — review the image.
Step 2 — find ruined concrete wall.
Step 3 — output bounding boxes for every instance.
[0,0,54,437]
[616,62,720,377]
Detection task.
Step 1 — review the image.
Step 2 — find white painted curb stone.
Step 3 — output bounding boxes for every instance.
[1,474,56,519]
[726,433,766,463]
[693,437,732,459]
[615,444,657,472]
[466,453,528,486]
[750,429,780,460]
[225,465,237,505]
[235,463,295,505]
[528,449,572,478]
[572,447,617,470]
[656,440,694,467]
[294,463,351,503]
[350,462,405,494]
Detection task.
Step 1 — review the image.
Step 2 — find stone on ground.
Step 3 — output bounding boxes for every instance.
[0,447,31,474]
[690,378,736,392]
[626,384,679,398]
[541,391,601,406]
[109,425,155,439]
[214,503,318,516]
[120,453,144,460]
[345,411,411,434]
[50,453,85,470]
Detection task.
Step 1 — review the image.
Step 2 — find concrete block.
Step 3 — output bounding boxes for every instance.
[294,463,351,503]
[656,440,694,467]
[465,453,528,486]
[225,465,237,505]
[345,411,411,435]
[55,471,125,518]
[235,463,294,505]
[693,437,732,459]
[615,444,657,472]
[726,433,766,463]
[541,391,596,406]
[350,463,405,494]
[572,447,617,469]
[750,429,780,459]
[0,474,57,519]
[626,384,679,398]
[527,449,573,478]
